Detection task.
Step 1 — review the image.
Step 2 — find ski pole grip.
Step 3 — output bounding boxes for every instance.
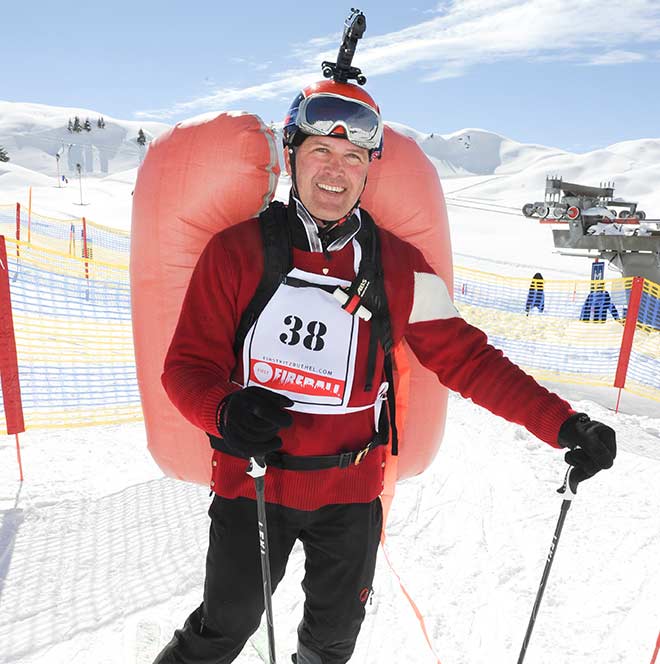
[557,466,579,500]
[247,456,267,479]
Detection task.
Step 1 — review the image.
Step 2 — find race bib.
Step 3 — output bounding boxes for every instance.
[243,268,360,414]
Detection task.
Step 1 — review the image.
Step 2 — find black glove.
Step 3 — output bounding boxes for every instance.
[558,413,616,484]
[214,386,294,459]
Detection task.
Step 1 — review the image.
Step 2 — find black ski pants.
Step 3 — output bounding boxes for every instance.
[153,494,382,664]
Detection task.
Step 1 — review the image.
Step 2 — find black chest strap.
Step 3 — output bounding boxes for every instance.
[209,406,390,470]
[233,201,292,356]
[232,201,398,456]
[355,211,398,455]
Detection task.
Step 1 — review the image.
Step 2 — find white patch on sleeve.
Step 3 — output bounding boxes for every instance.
[409,272,461,324]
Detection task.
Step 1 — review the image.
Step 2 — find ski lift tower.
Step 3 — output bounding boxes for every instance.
[524,176,660,284]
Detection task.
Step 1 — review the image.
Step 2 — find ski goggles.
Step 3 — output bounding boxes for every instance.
[296,93,383,152]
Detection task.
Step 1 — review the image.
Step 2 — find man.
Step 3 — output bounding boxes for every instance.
[154,80,616,664]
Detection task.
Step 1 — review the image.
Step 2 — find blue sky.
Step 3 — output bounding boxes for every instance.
[2,0,659,151]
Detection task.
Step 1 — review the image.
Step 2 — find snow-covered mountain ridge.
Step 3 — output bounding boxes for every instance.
[3,100,660,183]
[1,100,658,260]
[0,100,170,177]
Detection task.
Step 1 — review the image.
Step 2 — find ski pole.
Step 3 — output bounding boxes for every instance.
[247,456,277,664]
[516,467,579,664]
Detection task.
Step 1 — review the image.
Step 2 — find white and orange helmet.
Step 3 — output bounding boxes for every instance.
[283,79,383,159]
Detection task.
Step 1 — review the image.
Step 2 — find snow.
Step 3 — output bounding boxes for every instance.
[1,101,659,664]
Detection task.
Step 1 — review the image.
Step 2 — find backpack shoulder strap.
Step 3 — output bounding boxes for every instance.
[356,209,399,455]
[233,201,291,355]
[356,209,394,358]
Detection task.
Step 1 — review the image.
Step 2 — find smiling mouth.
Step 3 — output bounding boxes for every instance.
[316,183,346,194]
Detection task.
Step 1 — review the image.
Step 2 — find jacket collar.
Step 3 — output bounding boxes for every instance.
[287,192,361,254]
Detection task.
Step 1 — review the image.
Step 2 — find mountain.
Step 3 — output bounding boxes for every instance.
[387,121,566,177]
[1,101,658,235]
[0,100,170,177]
[385,121,660,212]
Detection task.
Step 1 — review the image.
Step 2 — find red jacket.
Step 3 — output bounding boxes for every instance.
[162,209,573,510]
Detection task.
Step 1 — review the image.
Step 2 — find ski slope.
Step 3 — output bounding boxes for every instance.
[0,102,659,663]
[1,397,658,664]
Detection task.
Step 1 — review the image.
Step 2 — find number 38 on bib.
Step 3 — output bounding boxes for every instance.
[243,267,362,415]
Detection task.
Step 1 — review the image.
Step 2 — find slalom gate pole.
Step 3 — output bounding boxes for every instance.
[247,456,277,664]
[15,434,24,482]
[517,467,579,664]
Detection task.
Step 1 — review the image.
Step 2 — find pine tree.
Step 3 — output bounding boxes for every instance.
[72,116,82,133]
[84,118,92,132]
[68,118,73,132]
[0,146,9,162]
[97,116,106,129]
[137,128,147,146]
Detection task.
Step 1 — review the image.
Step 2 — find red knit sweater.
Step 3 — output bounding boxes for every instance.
[162,212,573,510]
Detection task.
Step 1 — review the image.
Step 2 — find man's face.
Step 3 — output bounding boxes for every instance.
[287,135,370,223]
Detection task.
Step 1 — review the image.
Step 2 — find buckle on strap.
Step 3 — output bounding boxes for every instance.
[354,446,370,466]
[332,287,372,321]
[338,452,353,469]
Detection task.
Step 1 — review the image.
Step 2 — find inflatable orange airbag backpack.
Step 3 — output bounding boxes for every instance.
[131,112,280,482]
[130,116,452,505]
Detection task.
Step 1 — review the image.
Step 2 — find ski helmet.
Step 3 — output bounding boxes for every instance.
[283,80,383,159]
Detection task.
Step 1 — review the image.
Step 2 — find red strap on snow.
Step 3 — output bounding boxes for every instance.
[380,344,410,526]
[379,345,442,662]
[380,533,443,664]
